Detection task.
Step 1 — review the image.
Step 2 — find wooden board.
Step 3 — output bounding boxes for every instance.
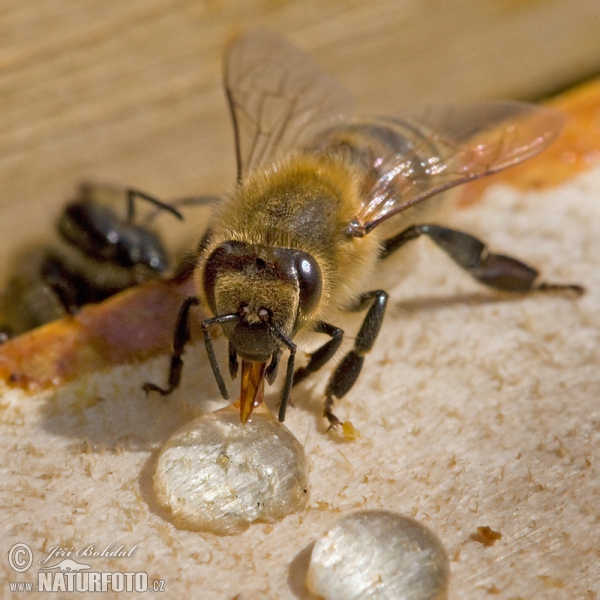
[1,3,600,598]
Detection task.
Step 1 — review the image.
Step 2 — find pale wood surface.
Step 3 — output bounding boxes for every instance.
[1,2,599,599]
[2,168,599,599]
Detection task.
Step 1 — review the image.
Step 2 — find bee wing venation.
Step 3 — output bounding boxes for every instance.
[349,102,565,235]
[224,30,354,183]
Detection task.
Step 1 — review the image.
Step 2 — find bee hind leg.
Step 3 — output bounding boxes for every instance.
[324,290,388,427]
[381,224,583,294]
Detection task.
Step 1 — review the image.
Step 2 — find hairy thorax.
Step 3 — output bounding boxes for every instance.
[199,152,382,325]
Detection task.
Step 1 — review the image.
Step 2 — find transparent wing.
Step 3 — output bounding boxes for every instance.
[224,30,354,183]
[328,102,565,236]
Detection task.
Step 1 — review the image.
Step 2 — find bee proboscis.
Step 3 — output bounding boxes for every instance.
[144,31,582,427]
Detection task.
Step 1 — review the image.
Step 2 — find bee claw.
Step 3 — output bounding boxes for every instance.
[325,421,340,433]
[324,395,341,430]
[142,382,172,397]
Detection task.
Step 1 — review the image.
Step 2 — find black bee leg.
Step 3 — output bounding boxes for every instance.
[46,279,80,314]
[264,321,297,422]
[381,224,584,294]
[292,321,344,387]
[143,299,239,399]
[228,341,239,380]
[202,313,240,399]
[324,291,388,427]
[126,189,183,223]
[143,296,200,397]
[40,255,89,313]
[265,348,282,385]
[324,395,340,428]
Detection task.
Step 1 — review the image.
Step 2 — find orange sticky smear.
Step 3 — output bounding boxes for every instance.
[0,277,199,391]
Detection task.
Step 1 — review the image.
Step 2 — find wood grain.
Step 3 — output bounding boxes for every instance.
[1,3,599,599]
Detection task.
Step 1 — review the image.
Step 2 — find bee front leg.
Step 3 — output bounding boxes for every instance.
[202,313,240,400]
[265,348,282,385]
[262,321,297,422]
[324,291,388,428]
[143,296,199,397]
[381,224,583,294]
[228,341,239,380]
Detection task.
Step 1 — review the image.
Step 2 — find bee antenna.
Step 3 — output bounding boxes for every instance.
[202,312,240,399]
[264,321,297,422]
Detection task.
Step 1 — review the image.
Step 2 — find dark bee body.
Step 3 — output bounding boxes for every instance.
[144,31,582,427]
[1,184,181,337]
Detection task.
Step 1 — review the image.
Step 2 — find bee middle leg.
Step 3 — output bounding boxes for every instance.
[381,224,583,294]
[324,290,388,427]
[292,321,344,387]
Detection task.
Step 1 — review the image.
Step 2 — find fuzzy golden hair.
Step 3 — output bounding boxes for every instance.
[195,152,382,330]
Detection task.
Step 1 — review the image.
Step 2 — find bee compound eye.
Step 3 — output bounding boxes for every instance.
[203,241,250,314]
[294,251,322,316]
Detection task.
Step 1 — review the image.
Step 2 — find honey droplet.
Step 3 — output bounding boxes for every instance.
[154,404,308,535]
[306,510,449,599]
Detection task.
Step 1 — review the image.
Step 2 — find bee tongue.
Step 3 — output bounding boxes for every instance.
[238,359,266,424]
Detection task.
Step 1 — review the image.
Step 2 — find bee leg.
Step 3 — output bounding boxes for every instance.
[292,321,344,387]
[229,341,239,380]
[41,255,83,313]
[143,296,200,397]
[126,189,183,224]
[201,313,241,399]
[144,300,239,399]
[263,321,297,422]
[265,348,282,385]
[381,224,584,294]
[324,291,388,427]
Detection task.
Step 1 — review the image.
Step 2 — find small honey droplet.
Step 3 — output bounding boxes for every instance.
[306,510,449,599]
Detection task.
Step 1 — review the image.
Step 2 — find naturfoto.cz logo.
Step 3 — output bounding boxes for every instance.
[7,543,165,593]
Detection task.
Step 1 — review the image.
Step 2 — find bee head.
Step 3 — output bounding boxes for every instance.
[202,241,322,360]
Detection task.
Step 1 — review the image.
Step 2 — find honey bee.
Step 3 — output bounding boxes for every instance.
[1,183,183,338]
[144,31,582,427]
